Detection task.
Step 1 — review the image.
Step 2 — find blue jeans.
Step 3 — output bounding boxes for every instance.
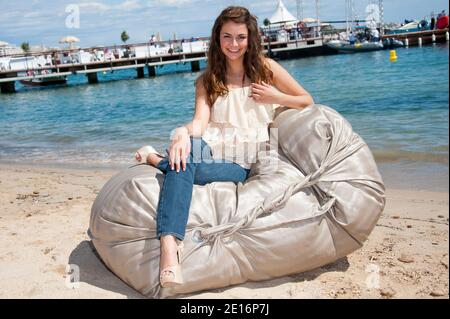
[155,137,251,241]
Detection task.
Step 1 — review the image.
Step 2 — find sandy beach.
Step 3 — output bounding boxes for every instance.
[0,163,448,299]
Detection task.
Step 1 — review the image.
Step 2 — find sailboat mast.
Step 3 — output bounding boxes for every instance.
[345,0,350,34]
[345,0,355,34]
[315,0,321,37]
[378,0,384,35]
[296,0,304,22]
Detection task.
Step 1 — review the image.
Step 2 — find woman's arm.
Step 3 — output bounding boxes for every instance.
[169,75,210,172]
[250,58,314,109]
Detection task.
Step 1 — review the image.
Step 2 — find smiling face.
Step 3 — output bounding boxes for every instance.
[219,21,249,62]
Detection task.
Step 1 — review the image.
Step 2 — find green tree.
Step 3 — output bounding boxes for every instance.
[263,18,271,27]
[121,31,130,44]
[21,42,30,53]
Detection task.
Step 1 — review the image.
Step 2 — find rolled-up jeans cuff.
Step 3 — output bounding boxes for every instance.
[157,231,184,242]
[156,157,169,171]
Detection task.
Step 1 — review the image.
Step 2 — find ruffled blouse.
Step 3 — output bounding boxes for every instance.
[202,86,280,169]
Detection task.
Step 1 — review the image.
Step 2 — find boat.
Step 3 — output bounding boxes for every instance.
[382,37,404,49]
[20,76,67,86]
[20,70,67,87]
[325,39,384,53]
[326,1,384,54]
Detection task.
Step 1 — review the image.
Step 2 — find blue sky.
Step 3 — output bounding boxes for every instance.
[1,0,448,48]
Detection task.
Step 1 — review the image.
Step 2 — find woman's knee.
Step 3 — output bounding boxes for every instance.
[235,168,250,183]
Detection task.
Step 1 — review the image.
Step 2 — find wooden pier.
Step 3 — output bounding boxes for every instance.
[0,52,206,93]
[0,36,332,94]
[382,28,449,46]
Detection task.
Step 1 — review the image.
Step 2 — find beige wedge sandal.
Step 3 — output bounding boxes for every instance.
[160,241,184,288]
[135,145,163,164]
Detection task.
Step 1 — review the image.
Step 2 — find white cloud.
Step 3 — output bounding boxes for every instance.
[118,0,141,10]
[78,2,111,11]
[156,0,193,6]
[76,0,144,12]
[23,11,43,18]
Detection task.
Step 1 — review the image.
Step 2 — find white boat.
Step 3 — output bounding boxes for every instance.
[325,40,384,53]
[20,70,67,87]
[20,76,67,86]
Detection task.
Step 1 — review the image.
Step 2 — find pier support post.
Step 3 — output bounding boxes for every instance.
[147,65,156,77]
[87,72,99,84]
[0,73,17,94]
[191,60,200,72]
[137,67,145,78]
[0,81,16,94]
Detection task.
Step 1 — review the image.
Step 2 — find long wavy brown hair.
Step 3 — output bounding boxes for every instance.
[198,6,274,107]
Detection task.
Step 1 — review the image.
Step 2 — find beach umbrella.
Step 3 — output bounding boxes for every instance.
[59,36,80,49]
[302,17,317,23]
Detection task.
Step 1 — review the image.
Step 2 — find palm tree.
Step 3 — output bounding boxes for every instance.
[21,42,30,53]
[121,31,130,44]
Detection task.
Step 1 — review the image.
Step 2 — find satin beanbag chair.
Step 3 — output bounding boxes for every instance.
[88,104,385,298]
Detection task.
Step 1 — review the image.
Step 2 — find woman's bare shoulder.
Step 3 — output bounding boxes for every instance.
[263,57,282,72]
[194,73,205,91]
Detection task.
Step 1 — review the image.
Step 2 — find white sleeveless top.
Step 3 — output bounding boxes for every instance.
[202,86,280,169]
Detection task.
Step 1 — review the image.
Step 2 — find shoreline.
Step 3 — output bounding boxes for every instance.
[0,163,448,298]
[1,157,448,192]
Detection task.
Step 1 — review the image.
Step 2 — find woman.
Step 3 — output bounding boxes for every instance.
[135,6,314,288]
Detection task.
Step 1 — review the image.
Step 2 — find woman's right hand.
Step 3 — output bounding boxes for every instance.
[168,126,191,172]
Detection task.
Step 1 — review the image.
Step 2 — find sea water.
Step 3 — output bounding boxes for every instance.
[0,43,448,190]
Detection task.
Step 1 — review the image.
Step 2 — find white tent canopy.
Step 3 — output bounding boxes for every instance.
[269,0,298,24]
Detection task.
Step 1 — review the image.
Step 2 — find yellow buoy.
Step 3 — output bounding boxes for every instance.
[389,50,397,62]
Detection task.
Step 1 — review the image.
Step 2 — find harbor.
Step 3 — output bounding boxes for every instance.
[1,0,448,94]
[2,28,448,94]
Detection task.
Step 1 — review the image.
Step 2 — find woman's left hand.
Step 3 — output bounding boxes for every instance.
[250,81,283,104]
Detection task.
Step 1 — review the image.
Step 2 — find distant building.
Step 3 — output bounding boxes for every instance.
[0,41,23,57]
[29,44,49,54]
